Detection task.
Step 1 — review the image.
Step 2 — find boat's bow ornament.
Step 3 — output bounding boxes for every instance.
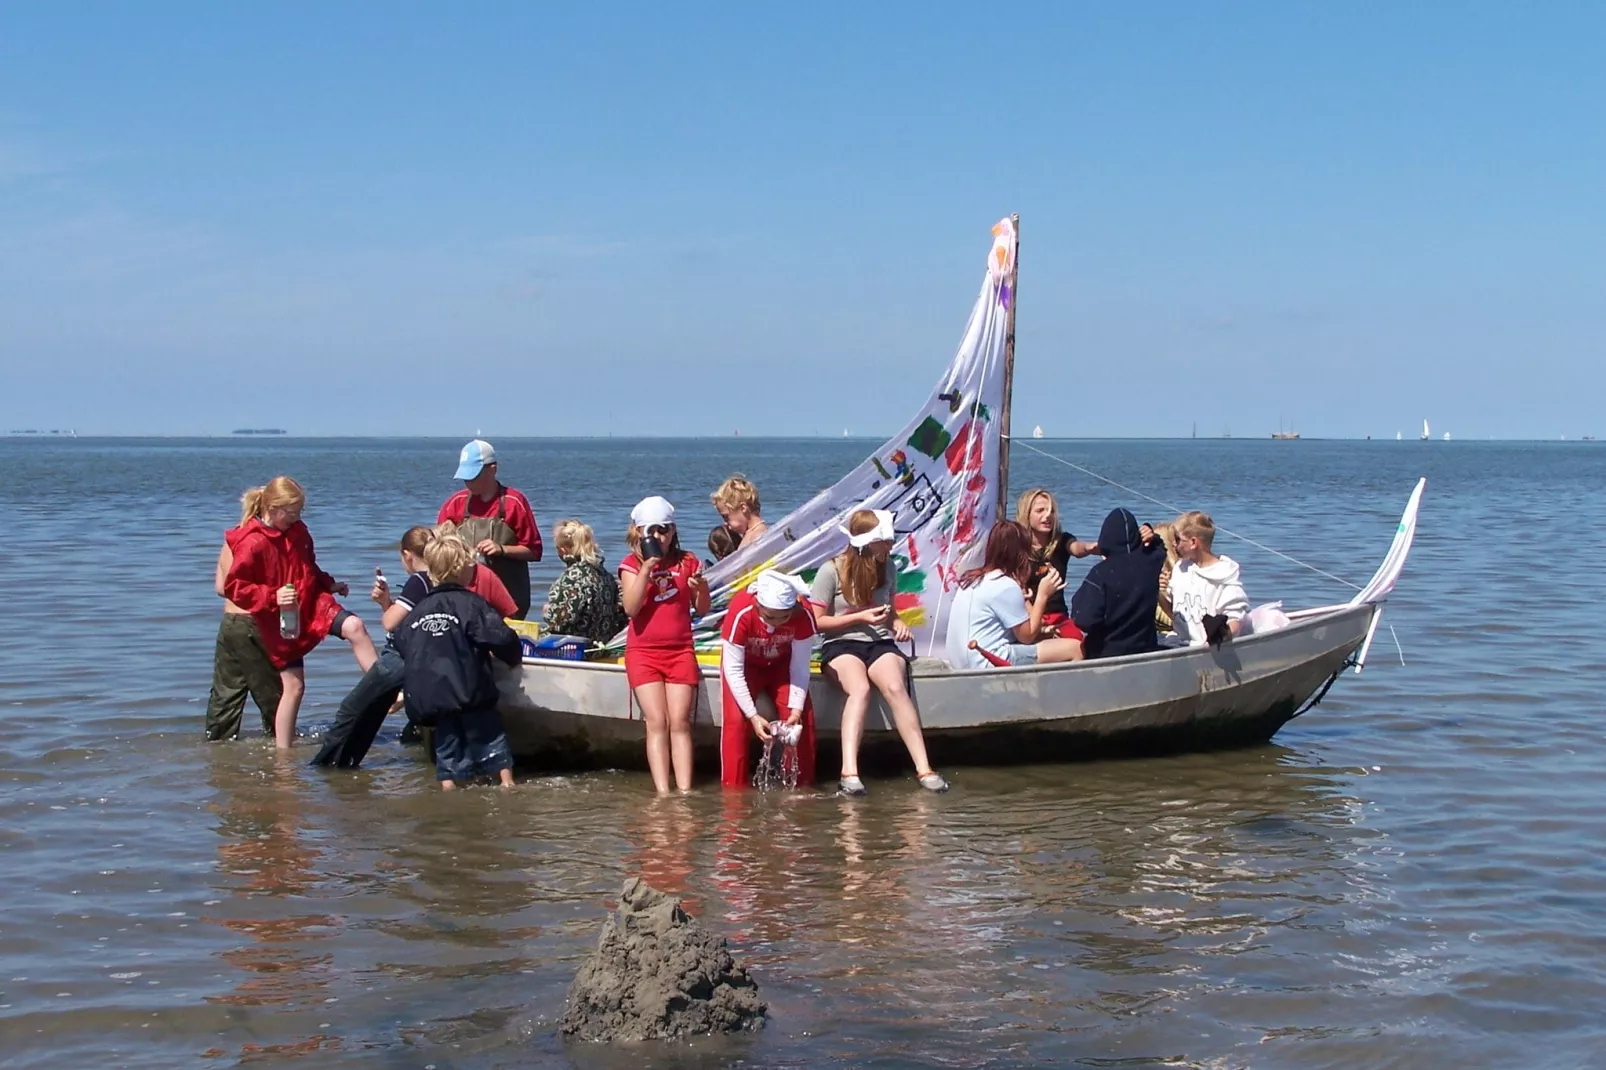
[702,218,1017,656]
[1348,477,1426,607]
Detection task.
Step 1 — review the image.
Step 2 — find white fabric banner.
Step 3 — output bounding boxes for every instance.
[703,218,1017,657]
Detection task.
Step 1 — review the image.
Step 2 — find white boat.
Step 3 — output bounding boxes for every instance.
[1032,425,1045,439]
[1442,431,1452,442]
[1421,419,1431,441]
[497,217,1424,771]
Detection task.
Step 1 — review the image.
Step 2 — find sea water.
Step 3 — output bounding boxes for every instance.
[2,436,1603,1068]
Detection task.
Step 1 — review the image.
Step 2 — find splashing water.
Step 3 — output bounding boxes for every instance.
[752,724,801,791]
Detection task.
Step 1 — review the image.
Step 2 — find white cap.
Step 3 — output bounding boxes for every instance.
[750,569,810,611]
[842,508,896,549]
[455,439,496,480]
[630,496,676,529]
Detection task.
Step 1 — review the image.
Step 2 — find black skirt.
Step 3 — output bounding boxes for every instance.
[820,638,908,669]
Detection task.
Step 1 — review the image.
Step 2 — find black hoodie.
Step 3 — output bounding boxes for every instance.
[392,583,522,724]
[1069,508,1166,659]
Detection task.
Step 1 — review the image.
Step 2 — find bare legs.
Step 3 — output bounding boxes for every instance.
[340,615,379,673]
[828,652,938,780]
[637,682,697,793]
[1035,636,1084,664]
[274,665,305,750]
[439,769,514,792]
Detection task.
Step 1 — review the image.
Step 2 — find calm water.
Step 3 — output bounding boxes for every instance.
[2,436,1603,1068]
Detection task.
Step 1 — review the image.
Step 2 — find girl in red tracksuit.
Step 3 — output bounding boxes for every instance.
[224,476,378,749]
[720,571,818,789]
[619,496,709,793]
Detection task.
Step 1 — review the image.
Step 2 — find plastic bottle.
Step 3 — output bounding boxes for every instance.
[278,584,299,639]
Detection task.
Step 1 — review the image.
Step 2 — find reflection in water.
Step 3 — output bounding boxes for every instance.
[203,756,343,1059]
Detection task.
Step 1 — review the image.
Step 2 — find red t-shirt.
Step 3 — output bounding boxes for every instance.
[619,551,702,651]
[437,485,543,561]
[721,590,817,668]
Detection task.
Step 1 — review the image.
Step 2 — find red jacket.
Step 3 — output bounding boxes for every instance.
[224,518,344,668]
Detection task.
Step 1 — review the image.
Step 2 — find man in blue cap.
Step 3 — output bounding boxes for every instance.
[437,439,543,618]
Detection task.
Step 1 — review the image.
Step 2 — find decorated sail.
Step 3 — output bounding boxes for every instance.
[703,217,1017,656]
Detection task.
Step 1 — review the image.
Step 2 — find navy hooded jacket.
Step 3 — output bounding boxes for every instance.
[1069,508,1166,659]
[392,583,522,724]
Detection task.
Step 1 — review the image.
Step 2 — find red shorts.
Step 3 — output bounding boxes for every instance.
[625,646,702,689]
[1041,613,1085,641]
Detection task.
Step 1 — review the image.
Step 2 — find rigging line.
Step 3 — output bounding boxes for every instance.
[1006,437,1363,592]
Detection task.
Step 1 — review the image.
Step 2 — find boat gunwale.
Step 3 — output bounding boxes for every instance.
[513,601,1375,681]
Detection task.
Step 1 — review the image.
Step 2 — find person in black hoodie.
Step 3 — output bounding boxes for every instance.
[393,534,523,789]
[1069,508,1167,660]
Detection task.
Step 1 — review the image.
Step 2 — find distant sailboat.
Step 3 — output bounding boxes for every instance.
[843,428,850,437]
[1271,417,1300,440]
[1396,431,1402,441]
[1420,419,1431,441]
[1031,425,1044,439]
[1442,431,1452,442]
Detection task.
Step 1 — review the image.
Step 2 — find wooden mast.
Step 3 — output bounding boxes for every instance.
[996,213,1020,521]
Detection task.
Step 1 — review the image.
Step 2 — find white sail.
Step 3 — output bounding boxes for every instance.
[1350,478,1426,606]
[703,218,1016,656]
[1032,424,1044,439]
[1421,418,1430,440]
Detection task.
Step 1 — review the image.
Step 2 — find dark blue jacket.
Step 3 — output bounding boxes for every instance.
[1069,508,1165,659]
[392,583,521,724]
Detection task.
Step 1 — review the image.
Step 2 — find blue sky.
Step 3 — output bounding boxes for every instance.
[2,3,1601,438]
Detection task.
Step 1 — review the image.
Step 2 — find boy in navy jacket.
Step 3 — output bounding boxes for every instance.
[393,535,523,789]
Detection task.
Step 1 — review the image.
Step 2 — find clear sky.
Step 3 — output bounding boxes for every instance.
[2,3,1601,439]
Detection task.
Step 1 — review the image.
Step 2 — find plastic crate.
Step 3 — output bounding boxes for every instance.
[522,634,590,661]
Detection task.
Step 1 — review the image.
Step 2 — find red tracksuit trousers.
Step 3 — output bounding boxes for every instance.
[720,665,817,789]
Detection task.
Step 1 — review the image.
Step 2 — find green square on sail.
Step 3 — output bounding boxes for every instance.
[907,416,951,460]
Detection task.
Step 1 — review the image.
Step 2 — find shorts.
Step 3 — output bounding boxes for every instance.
[626,646,702,689]
[1006,642,1039,666]
[1040,612,1084,641]
[821,638,908,670]
[433,707,512,782]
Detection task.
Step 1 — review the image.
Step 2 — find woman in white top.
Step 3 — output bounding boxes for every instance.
[810,508,947,796]
[944,520,1085,669]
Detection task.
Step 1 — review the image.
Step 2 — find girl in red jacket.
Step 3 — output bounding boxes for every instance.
[223,477,378,749]
[720,570,818,789]
[619,496,709,793]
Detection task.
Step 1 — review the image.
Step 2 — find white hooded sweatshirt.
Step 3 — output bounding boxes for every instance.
[1167,555,1249,646]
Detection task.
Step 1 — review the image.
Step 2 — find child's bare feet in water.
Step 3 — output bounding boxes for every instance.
[498,770,515,788]
[440,779,456,791]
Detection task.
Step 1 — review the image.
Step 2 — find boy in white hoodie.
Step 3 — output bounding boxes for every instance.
[1163,511,1249,646]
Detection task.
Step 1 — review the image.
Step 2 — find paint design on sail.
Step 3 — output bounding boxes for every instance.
[701,218,1016,655]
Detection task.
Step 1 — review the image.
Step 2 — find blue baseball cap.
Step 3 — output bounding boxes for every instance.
[454,439,496,480]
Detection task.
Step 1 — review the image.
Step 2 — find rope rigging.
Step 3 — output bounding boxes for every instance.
[1007,437,1364,593]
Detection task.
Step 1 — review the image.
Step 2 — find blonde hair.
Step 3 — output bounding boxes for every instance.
[423,533,474,586]
[554,519,602,566]
[1152,522,1181,566]
[834,509,889,607]
[711,475,760,516]
[1014,487,1061,547]
[1174,510,1217,549]
[239,476,305,525]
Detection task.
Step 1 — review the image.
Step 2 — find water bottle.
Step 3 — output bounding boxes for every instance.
[278,584,299,639]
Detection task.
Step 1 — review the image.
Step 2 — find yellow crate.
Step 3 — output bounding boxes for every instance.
[506,618,544,639]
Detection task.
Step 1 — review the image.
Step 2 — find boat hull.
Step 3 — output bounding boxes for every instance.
[495,603,1376,773]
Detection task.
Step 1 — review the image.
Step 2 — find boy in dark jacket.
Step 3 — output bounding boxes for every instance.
[1069,508,1167,659]
[393,535,523,789]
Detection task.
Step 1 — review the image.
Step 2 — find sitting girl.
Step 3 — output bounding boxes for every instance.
[619,497,709,793]
[712,475,769,544]
[1016,488,1096,637]
[943,520,1085,669]
[720,570,818,789]
[810,508,946,796]
[224,477,378,749]
[543,520,628,642]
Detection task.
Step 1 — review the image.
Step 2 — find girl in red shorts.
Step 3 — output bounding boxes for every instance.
[720,570,818,789]
[619,496,709,793]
